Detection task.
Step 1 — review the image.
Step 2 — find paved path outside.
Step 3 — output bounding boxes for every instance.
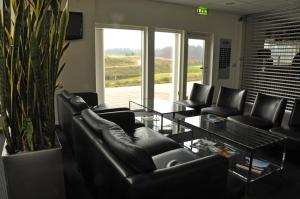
[105,81,200,107]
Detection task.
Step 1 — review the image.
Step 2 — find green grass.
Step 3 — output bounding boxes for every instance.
[105,56,202,87]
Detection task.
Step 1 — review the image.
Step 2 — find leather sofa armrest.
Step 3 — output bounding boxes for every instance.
[98,111,136,135]
[127,155,228,198]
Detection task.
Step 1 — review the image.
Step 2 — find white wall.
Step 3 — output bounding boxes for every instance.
[94,0,244,99]
[61,0,244,99]
[59,0,96,92]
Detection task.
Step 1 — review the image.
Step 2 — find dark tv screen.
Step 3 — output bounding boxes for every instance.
[66,12,83,40]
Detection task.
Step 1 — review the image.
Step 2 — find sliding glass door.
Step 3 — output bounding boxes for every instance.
[96,27,145,107]
[154,31,181,101]
[186,38,206,96]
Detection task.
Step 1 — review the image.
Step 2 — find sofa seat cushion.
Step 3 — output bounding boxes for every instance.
[228,115,273,130]
[270,126,300,142]
[201,107,240,117]
[133,127,180,156]
[152,148,199,169]
[176,100,206,109]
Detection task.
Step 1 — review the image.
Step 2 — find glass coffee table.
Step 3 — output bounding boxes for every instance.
[178,114,287,184]
[129,98,193,134]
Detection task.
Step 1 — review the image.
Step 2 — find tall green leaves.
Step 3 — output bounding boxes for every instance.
[0,0,69,154]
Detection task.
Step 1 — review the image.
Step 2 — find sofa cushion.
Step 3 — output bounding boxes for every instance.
[102,125,156,173]
[201,106,240,117]
[70,96,89,112]
[81,109,116,137]
[228,115,273,130]
[133,127,180,156]
[152,148,200,169]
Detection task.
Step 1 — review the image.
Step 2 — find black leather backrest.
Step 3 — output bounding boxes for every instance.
[69,96,89,112]
[102,124,156,174]
[56,91,89,145]
[57,90,74,127]
[81,109,116,138]
[61,90,74,100]
[98,111,136,135]
[216,87,247,113]
[74,92,98,107]
[289,98,300,127]
[189,83,214,106]
[251,93,287,126]
[81,109,156,173]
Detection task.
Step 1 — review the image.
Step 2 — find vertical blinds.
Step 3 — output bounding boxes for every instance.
[242,7,300,110]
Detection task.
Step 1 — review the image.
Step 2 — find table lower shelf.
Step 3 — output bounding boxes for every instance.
[183,138,284,183]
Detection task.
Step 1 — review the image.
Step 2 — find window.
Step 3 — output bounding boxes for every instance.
[154,31,181,101]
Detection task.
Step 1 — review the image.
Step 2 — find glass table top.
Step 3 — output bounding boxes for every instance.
[180,114,287,150]
[130,98,193,114]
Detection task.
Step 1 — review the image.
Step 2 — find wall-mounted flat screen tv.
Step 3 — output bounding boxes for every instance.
[66,12,83,40]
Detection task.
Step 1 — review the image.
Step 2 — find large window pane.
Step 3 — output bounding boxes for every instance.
[186,39,205,96]
[103,28,143,107]
[154,32,179,101]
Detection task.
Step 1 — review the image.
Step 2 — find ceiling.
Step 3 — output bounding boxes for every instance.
[149,0,300,15]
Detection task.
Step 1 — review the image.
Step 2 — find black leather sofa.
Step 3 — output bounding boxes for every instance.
[72,109,245,199]
[201,86,247,117]
[270,99,300,161]
[229,93,287,130]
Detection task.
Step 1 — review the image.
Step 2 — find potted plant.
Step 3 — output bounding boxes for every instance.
[0,0,69,199]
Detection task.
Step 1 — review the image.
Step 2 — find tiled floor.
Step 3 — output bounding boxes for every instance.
[1,125,300,199]
[105,81,199,107]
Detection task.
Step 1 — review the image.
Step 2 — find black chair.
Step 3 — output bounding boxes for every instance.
[201,86,247,117]
[229,93,287,130]
[56,90,133,149]
[74,92,98,107]
[175,83,214,112]
[270,99,300,160]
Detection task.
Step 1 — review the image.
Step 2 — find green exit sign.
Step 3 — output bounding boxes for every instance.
[197,7,208,15]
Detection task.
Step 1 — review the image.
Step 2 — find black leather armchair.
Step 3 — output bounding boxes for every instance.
[270,98,300,159]
[72,109,239,199]
[56,90,132,148]
[229,93,287,130]
[201,86,247,117]
[175,83,214,112]
[74,92,98,107]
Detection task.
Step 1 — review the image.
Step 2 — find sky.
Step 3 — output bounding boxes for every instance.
[103,28,204,50]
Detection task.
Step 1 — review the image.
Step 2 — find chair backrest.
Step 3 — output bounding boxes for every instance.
[189,83,214,106]
[216,86,247,113]
[74,92,98,107]
[251,93,287,126]
[289,98,300,127]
